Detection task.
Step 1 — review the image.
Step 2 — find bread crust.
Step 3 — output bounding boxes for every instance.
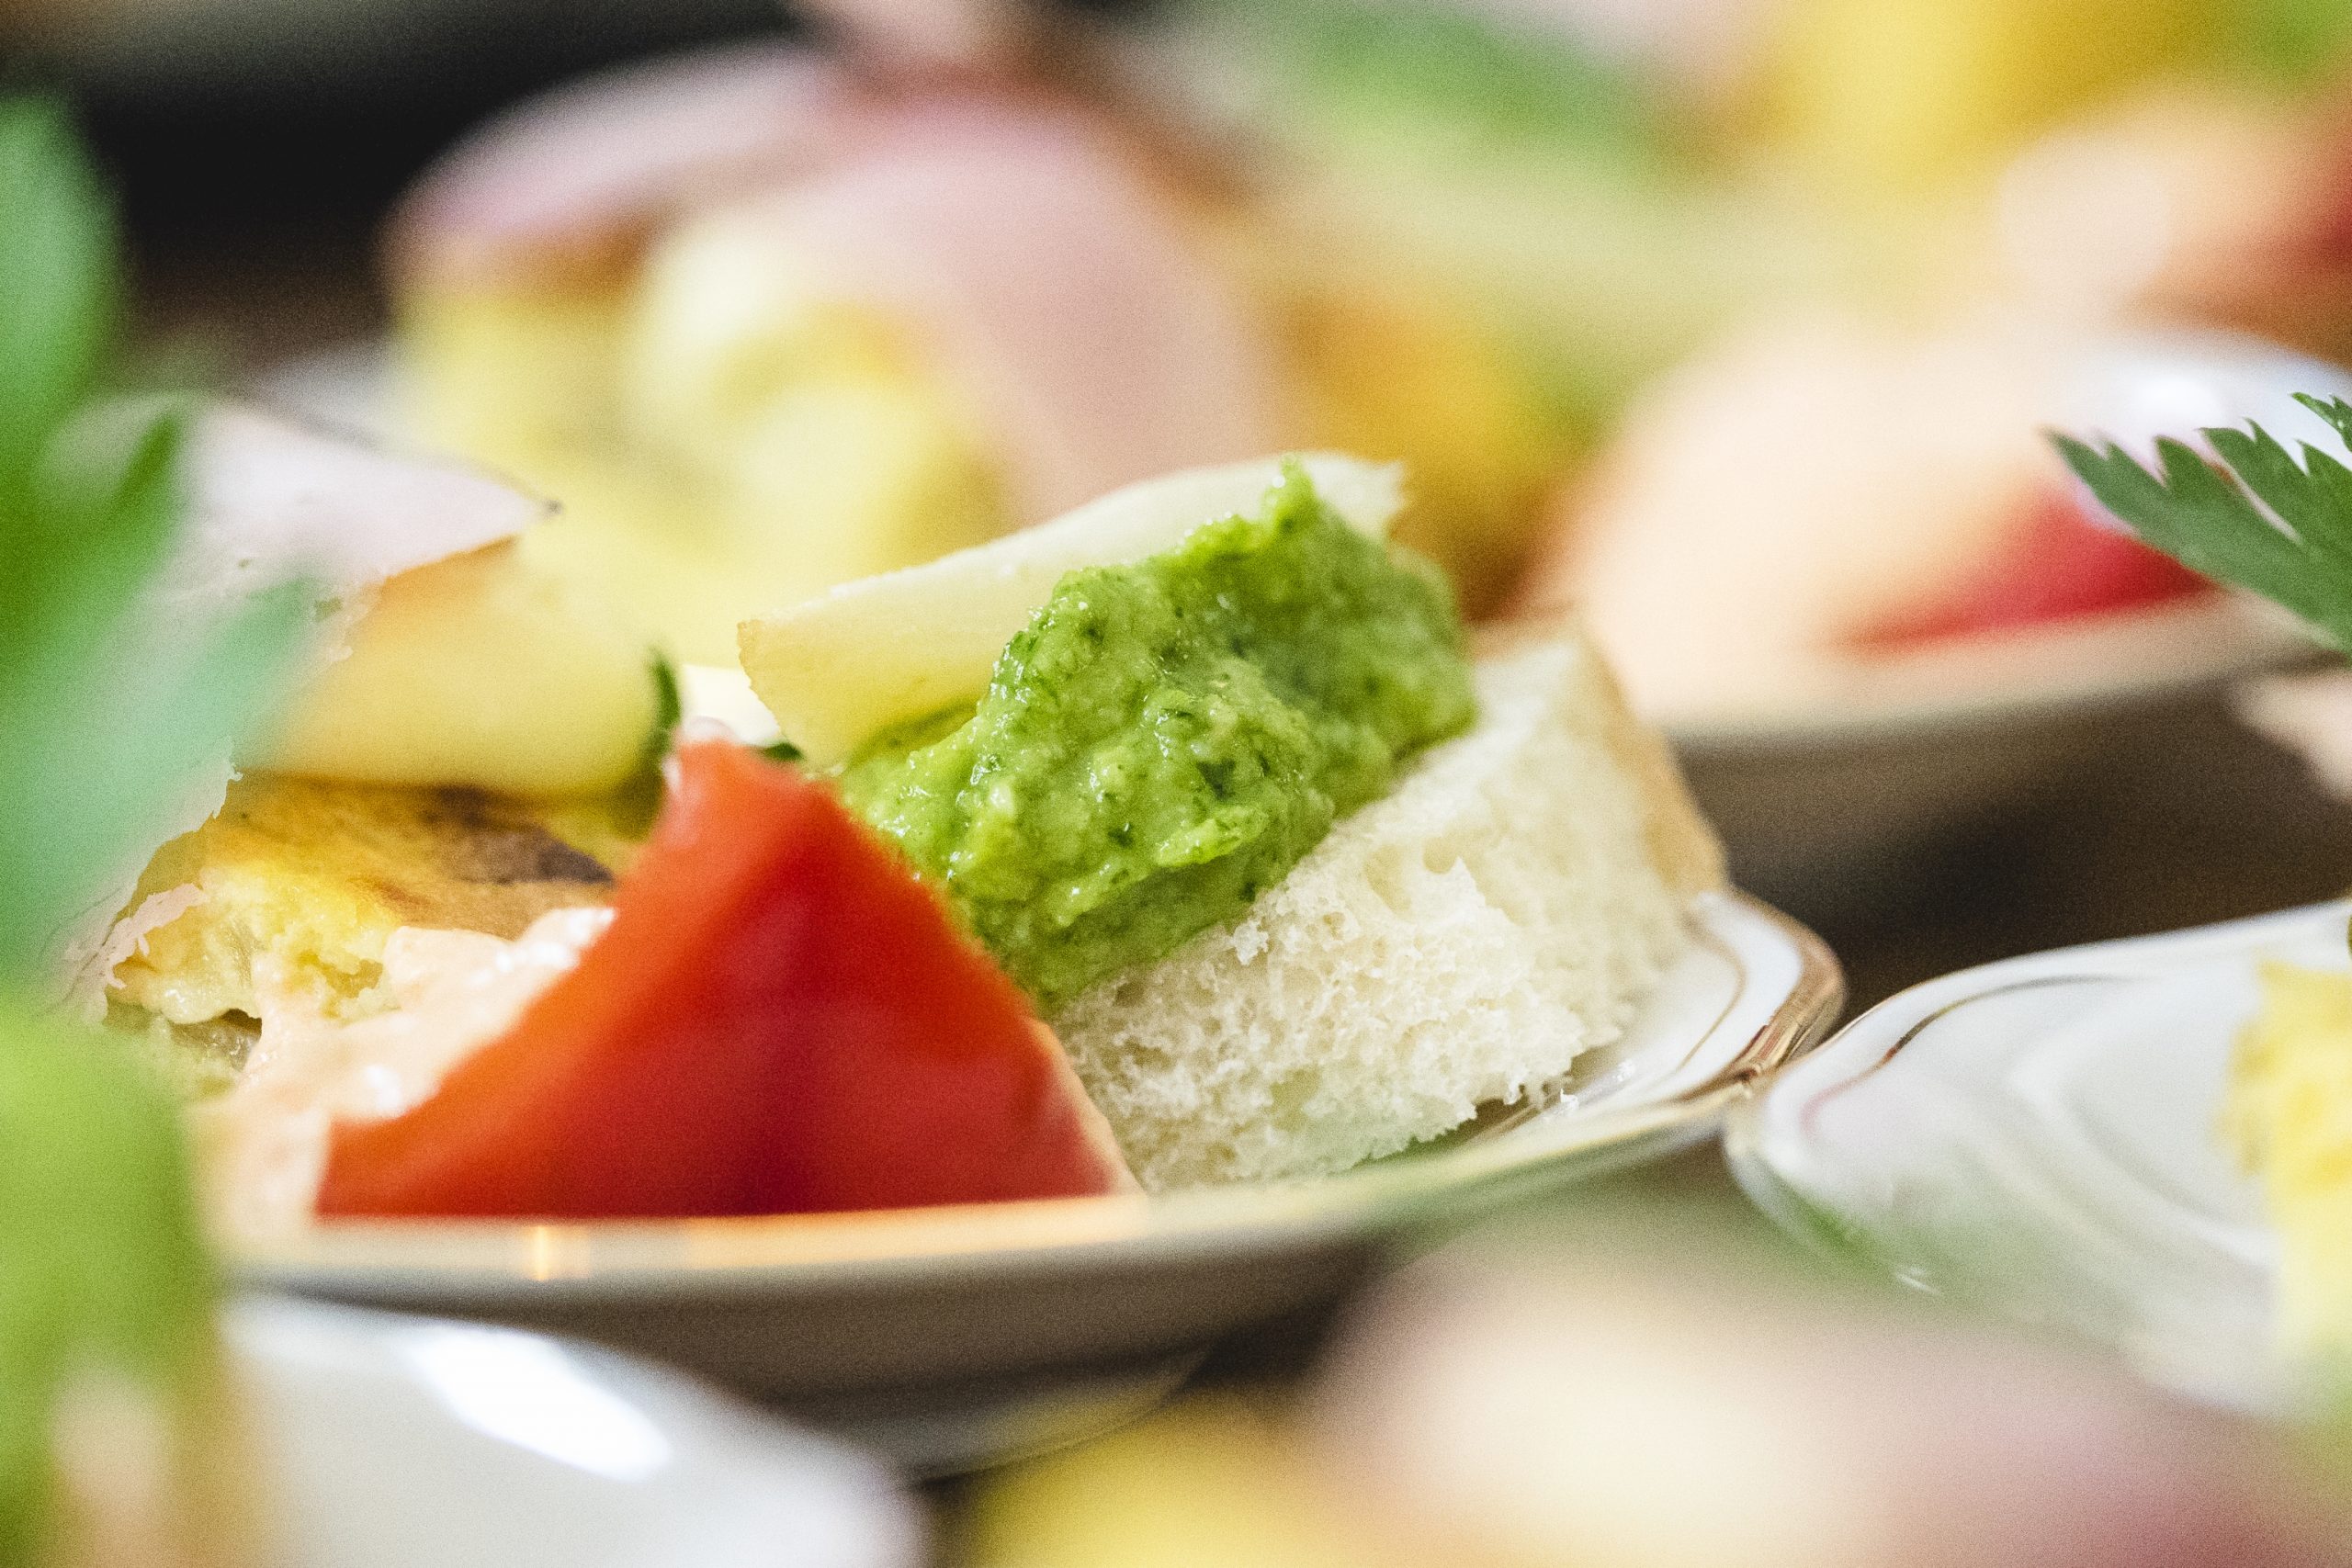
[1476,614,1726,897]
[1057,618,1716,1188]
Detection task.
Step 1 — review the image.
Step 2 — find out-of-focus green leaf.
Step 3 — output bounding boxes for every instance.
[0,1006,219,1562]
[0,96,114,509]
[0,96,306,981]
[0,94,289,1562]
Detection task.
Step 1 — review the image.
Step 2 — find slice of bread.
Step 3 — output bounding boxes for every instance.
[1052,618,1724,1190]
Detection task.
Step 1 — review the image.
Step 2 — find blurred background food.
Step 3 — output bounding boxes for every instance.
[386,46,1290,660]
[966,1201,2352,1568]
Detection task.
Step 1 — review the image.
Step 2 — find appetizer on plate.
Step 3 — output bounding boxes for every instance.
[96,412,669,1100]
[742,455,1721,1187]
[190,452,1718,1226]
[29,86,1727,1241]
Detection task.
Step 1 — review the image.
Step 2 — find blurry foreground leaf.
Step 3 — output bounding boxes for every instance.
[0,1009,221,1562]
[0,97,305,981]
[0,93,279,1566]
[0,97,113,502]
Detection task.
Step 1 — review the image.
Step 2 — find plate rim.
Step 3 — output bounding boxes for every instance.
[1729,898,2351,1185]
[1725,898,2350,1357]
[1667,598,2313,756]
[232,890,1841,1303]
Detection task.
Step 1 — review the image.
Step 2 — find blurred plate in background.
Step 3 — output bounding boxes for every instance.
[1728,900,2350,1411]
[232,1294,917,1568]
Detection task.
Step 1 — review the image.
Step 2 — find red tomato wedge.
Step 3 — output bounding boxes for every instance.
[1860,485,2211,649]
[317,739,1132,1220]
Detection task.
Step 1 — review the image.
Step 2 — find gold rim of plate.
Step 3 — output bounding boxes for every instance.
[231,892,1842,1300]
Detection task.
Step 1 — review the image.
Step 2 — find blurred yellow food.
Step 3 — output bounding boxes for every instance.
[2228,961,2352,1371]
[395,277,631,483]
[109,775,629,1056]
[251,542,662,799]
[1274,261,1562,614]
[964,1397,1396,1568]
[1760,0,2219,201]
[400,261,1002,666]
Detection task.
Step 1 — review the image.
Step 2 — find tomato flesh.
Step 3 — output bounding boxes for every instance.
[317,740,1129,1219]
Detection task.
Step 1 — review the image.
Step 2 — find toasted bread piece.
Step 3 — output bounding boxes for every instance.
[1053,620,1722,1190]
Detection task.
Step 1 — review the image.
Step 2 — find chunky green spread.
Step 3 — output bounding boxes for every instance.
[840,464,1476,1005]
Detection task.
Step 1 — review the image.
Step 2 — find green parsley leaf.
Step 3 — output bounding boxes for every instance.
[2053,394,2352,656]
[0,97,115,508]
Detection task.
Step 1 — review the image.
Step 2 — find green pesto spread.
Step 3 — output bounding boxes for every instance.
[839,463,1476,1006]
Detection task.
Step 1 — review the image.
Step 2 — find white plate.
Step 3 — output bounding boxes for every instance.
[237,890,1838,1472]
[1729,900,2352,1412]
[231,1295,918,1568]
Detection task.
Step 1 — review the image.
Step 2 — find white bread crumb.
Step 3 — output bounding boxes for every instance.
[1052,626,1718,1189]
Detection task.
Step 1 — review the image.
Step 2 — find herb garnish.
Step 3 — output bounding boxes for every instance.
[2055,395,2352,656]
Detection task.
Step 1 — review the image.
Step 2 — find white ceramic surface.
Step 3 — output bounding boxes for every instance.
[230,1295,919,1568]
[1730,899,2352,1412]
[236,890,1838,1471]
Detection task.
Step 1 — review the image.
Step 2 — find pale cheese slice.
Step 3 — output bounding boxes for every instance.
[738,454,1403,766]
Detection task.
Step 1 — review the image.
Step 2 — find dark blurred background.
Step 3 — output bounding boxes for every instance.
[6,1,797,358]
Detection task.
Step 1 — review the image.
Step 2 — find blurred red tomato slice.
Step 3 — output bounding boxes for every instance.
[1860,484,2211,649]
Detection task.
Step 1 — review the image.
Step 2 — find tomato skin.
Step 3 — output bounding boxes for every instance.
[1860,485,2212,649]
[317,740,1128,1220]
